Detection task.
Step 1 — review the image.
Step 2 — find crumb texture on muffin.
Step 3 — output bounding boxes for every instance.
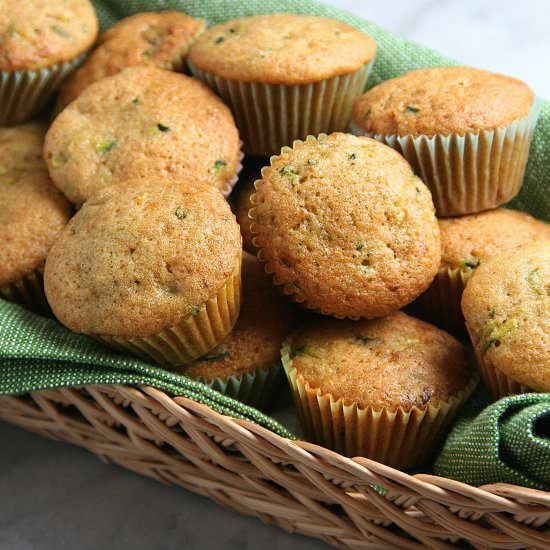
[44,177,241,337]
[0,123,71,287]
[353,67,534,136]
[462,241,550,390]
[439,208,550,271]
[289,311,471,410]
[189,13,376,84]
[251,133,440,318]
[45,66,241,204]
[184,252,297,380]
[0,0,99,70]
[57,11,205,109]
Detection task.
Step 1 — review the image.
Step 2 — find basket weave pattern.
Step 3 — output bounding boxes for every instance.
[1,386,549,548]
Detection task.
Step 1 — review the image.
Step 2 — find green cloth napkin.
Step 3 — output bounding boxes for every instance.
[1,0,549,487]
[435,389,550,491]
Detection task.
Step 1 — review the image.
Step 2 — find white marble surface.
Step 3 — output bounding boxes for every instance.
[1,1,548,549]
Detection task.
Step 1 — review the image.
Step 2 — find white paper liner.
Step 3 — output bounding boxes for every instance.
[350,100,541,216]
[189,60,374,156]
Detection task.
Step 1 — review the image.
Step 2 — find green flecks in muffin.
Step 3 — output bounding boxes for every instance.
[307,159,319,166]
[355,242,366,251]
[292,344,320,359]
[349,152,357,162]
[394,336,420,349]
[202,350,230,362]
[483,321,512,350]
[464,258,481,269]
[97,140,117,154]
[228,28,236,34]
[363,109,371,121]
[279,166,299,178]
[51,25,72,39]
[214,36,225,44]
[406,106,420,114]
[175,206,187,220]
[488,309,496,319]
[51,152,68,168]
[354,335,381,346]
[527,268,545,295]
[213,159,227,172]
[189,304,201,316]
[132,97,141,105]
[157,123,170,133]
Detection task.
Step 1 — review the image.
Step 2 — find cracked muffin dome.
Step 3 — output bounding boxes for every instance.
[44,176,242,337]
[0,0,98,71]
[44,66,242,204]
[462,241,550,391]
[57,11,206,109]
[0,122,72,288]
[352,67,534,137]
[250,132,440,318]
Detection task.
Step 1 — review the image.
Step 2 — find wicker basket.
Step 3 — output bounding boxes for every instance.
[1,385,549,548]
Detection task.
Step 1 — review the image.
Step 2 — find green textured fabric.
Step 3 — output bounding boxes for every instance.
[435,389,550,490]
[0,0,549,487]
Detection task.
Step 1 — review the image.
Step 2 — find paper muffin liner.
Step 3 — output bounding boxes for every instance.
[350,100,541,216]
[193,361,284,409]
[281,339,478,469]
[414,266,473,339]
[189,61,374,157]
[0,268,50,314]
[222,146,244,198]
[466,323,533,400]
[95,252,242,368]
[0,53,87,126]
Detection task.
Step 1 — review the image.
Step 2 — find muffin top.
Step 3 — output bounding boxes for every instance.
[251,133,440,318]
[352,67,534,137]
[188,13,376,84]
[44,177,242,337]
[462,242,549,391]
[0,123,72,288]
[184,252,296,380]
[440,209,550,272]
[286,312,472,410]
[0,0,99,70]
[45,66,241,204]
[57,11,206,109]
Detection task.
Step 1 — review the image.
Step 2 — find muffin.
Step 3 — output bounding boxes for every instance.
[188,14,376,156]
[44,177,242,367]
[181,252,297,408]
[250,133,440,319]
[0,122,72,311]
[44,66,242,205]
[351,67,538,216]
[0,0,99,125]
[56,11,206,110]
[415,209,550,337]
[282,312,476,468]
[462,241,550,399]
[234,159,265,254]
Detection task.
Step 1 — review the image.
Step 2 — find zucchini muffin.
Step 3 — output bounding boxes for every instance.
[250,133,440,319]
[351,67,538,216]
[0,122,72,311]
[44,176,242,366]
[416,208,550,337]
[57,11,206,110]
[188,13,376,155]
[44,66,242,205]
[182,252,297,408]
[0,0,99,124]
[462,241,550,399]
[282,311,475,468]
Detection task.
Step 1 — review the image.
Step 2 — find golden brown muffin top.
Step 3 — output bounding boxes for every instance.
[57,11,206,109]
[352,67,534,137]
[0,123,71,288]
[287,311,472,410]
[184,252,297,380]
[251,133,440,318]
[45,66,241,205]
[0,0,98,70]
[44,177,242,337]
[440,209,550,272]
[188,13,376,85]
[462,242,550,390]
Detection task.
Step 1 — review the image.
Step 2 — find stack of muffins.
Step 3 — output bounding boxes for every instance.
[1,2,548,471]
